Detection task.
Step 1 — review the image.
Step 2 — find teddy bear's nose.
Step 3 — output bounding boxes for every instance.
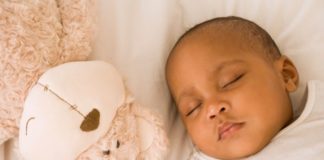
[80,108,100,132]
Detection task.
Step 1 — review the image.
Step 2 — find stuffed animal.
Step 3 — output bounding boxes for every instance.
[0,0,95,147]
[19,61,168,160]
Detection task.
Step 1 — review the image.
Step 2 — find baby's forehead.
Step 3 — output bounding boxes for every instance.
[176,31,272,64]
[176,30,256,56]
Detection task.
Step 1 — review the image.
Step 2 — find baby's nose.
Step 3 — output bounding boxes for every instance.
[207,102,228,120]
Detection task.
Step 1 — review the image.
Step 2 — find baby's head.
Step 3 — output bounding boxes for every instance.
[166,16,299,159]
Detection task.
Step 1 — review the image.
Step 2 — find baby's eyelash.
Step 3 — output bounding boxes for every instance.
[186,103,202,117]
[223,74,244,88]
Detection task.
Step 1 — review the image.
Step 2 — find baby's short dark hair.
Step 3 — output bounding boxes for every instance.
[172,16,281,61]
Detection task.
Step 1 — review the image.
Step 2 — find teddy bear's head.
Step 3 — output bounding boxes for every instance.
[19,61,168,160]
[19,61,125,159]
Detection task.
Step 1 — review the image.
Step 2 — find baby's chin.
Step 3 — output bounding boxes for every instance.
[202,148,256,160]
[200,137,270,160]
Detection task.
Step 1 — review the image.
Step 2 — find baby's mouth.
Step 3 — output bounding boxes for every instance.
[218,122,244,141]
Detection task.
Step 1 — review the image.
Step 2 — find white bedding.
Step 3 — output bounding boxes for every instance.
[91,0,324,159]
[2,0,324,159]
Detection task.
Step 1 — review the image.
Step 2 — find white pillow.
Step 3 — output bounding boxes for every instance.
[91,0,324,159]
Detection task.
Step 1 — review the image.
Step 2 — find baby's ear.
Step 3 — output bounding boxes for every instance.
[275,55,299,92]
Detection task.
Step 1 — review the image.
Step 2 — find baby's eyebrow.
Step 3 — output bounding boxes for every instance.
[176,87,196,106]
[215,59,245,72]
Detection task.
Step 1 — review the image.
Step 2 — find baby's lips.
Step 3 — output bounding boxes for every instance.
[218,122,244,140]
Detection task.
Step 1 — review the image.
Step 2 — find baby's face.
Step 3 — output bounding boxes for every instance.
[166,35,294,159]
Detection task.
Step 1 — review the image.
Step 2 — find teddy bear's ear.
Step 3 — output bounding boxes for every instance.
[19,61,126,160]
[0,0,95,146]
[0,0,64,145]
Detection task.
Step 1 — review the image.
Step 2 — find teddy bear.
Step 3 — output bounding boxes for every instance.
[18,61,168,160]
[0,0,95,154]
[1,1,168,158]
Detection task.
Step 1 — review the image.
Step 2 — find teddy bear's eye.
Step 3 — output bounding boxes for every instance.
[102,139,121,156]
[103,150,110,155]
[116,140,120,148]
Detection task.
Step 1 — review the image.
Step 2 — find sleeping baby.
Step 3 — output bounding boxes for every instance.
[165,16,324,159]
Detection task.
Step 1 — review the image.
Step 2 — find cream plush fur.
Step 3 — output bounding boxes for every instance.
[0,0,96,145]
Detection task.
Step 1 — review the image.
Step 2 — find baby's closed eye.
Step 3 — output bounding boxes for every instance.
[185,102,202,117]
[219,73,245,89]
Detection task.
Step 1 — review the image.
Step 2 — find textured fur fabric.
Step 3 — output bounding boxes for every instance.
[77,94,168,160]
[0,0,96,145]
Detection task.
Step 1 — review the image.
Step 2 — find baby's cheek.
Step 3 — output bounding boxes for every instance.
[187,120,213,144]
[229,90,255,114]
